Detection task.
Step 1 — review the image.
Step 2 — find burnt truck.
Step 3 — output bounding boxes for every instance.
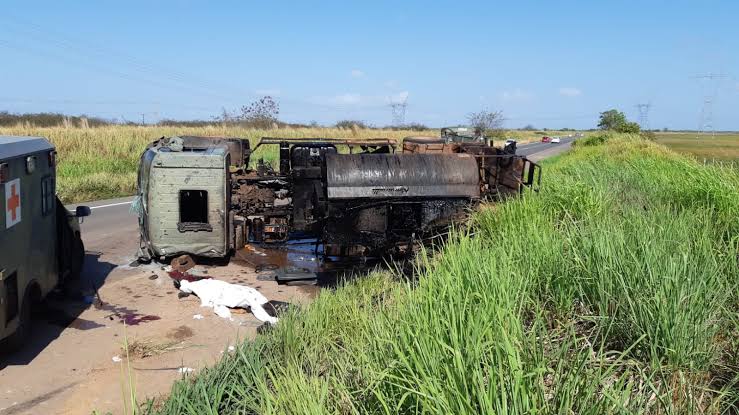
[135,134,540,261]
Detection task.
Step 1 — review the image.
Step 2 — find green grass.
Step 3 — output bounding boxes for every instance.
[142,134,739,414]
[654,132,739,164]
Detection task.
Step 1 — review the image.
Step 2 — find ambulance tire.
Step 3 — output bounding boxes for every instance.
[1,289,32,353]
[69,234,85,281]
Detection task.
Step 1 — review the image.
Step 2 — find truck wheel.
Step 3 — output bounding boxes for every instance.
[235,223,246,250]
[252,218,264,243]
[1,289,32,353]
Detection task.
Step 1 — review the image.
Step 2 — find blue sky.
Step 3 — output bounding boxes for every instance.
[1,0,738,129]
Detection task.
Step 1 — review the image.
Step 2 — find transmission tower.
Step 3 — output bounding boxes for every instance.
[635,102,651,131]
[692,73,727,138]
[389,97,407,126]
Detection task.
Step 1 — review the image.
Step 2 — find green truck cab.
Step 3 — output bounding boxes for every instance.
[0,136,90,351]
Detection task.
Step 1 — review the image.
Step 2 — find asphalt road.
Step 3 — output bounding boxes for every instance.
[67,137,576,239]
[516,137,575,159]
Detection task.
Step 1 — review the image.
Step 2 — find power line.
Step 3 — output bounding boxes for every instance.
[635,102,651,131]
[389,96,408,126]
[692,73,728,138]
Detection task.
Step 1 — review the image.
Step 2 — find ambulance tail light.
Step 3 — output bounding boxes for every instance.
[48,150,57,167]
[0,163,8,184]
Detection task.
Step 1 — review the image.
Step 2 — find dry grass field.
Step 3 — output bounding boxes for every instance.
[654,132,739,164]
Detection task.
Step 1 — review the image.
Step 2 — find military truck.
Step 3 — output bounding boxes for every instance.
[136,135,539,261]
[0,136,90,351]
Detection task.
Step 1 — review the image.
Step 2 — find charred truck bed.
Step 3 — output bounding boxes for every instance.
[136,135,540,261]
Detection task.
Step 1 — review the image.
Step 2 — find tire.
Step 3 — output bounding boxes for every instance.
[252,218,264,243]
[2,289,32,353]
[69,234,85,281]
[234,223,246,250]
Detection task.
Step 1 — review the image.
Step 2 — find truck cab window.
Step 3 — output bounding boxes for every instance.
[179,190,208,224]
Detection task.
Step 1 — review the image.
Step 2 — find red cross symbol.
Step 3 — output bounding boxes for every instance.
[7,183,20,221]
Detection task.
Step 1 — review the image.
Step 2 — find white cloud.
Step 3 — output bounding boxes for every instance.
[559,87,582,97]
[255,89,281,96]
[500,89,533,101]
[350,69,365,78]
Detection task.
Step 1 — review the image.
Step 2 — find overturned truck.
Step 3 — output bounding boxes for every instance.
[135,135,540,261]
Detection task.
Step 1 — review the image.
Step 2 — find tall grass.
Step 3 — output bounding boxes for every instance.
[139,134,738,414]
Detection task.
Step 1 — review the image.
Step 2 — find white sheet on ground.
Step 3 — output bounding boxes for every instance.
[179,279,277,324]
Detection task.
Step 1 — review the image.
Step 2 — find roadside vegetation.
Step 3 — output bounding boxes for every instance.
[144,133,739,414]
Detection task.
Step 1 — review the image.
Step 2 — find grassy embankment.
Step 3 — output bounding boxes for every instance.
[0,125,550,204]
[144,133,739,414]
[654,132,739,164]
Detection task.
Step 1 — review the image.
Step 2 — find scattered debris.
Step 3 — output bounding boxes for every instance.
[168,270,212,283]
[179,279,278,323]
[125,339,184,359]
[148,274,158,280]
[256,272,276,282]
[170,254,196,273]
[177,367,194,374]
[192,314,204,320]
[276,266,317,284]
[263,300,291,318]
[227,345,235,352]
[112,355,122,363]
[255,263,279,272]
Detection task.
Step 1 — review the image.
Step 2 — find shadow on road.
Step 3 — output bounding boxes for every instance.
[0,252,116,369]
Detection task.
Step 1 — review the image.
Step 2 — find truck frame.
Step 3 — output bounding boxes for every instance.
[136,135,540,261]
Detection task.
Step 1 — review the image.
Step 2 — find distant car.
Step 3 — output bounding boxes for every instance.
[541,136,551,143]
[551,137,561,143]
[503,139,517,154]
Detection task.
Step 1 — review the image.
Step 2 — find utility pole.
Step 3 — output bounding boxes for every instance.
[389,97,407,127]
[141,113,146,126]
[692,73,727,138]
[635,102,651,131]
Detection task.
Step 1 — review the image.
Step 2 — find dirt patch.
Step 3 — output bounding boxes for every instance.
[166,325,194,341]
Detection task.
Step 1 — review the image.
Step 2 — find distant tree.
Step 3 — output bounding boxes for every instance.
[405,123,429,131]
[522,124,536,131]
[467,109,505,137]
[238,96,280,128]
[213,96,280,128]
[335,120,368,129]
[597,109,627,130]
[597,109,640,133]
[662,127,669,132]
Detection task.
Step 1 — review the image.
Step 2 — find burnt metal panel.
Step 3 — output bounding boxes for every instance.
[325,153,480,199]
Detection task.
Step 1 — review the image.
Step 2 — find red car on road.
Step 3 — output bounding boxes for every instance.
[541,136,551,143]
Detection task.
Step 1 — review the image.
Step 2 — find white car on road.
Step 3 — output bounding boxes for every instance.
[551,137,561,143]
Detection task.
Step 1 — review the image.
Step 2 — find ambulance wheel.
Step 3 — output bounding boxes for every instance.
[69,235,85,280]
[2,289,33,353]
